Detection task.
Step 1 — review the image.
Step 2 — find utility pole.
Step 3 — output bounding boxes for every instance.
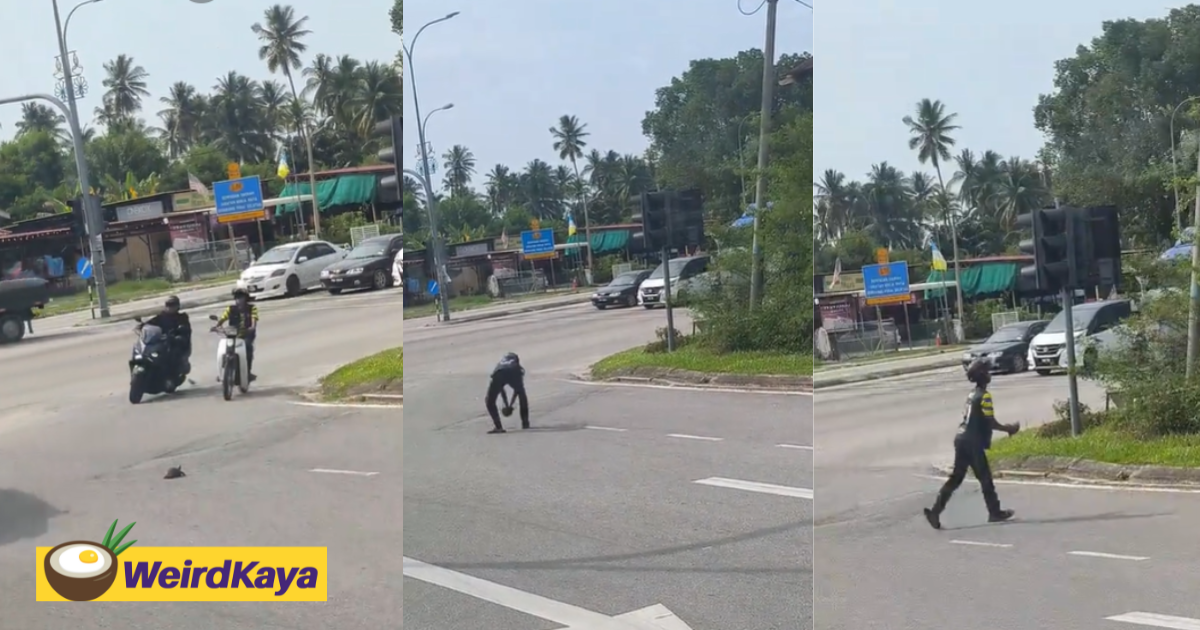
[749,0,778,310]
[52,0,108,317]
[1187,146,1200,379]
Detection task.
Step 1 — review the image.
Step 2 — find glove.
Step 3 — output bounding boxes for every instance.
[501,406,514,417]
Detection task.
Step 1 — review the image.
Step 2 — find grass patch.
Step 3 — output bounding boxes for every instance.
[990,425,1200,468]
[39,274,238,317]
[814,345,967,371]
[591,344,813,379]
[319,346,403,400]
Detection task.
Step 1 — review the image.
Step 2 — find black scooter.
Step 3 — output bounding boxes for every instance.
[128,317,189,404]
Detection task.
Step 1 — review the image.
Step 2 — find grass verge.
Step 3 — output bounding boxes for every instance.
[319,346,403,400]
[814,345,967,372]
[39,274,239,317]
[990,425,1200,468]
[591,344,814,380]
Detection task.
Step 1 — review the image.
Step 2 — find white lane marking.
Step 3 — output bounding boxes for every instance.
[310,468,379,477]
[559,378,812,397]
[1069,551,1149,561]
[776,444,813,450]
[1106,612,1200,629]
[404,557,670,629]
[291,401,401,410]
[667,433,723,442]
[949,540,1013,548]
[913,473,1200,495]
[694,477,813,499]
[585,426,628,432]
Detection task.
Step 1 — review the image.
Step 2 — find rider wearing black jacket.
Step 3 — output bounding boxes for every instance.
[143,295,192,376]
[485,352,529,434]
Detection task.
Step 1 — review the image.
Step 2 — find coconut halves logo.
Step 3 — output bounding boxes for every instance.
[44,520,137,601]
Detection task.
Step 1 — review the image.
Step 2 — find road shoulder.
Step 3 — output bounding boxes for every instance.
[588,343,813,392]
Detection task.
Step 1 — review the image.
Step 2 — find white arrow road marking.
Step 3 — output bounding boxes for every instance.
[403,557,693,630]
[1107,612,1200,629]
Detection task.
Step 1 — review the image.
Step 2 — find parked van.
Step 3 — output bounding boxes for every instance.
[1027,299,1133,375]
[637,255,709,308]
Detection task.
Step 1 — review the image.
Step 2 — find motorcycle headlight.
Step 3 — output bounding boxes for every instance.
[151,352,158,358]
[271,269,286,277]
[962,353,972,361]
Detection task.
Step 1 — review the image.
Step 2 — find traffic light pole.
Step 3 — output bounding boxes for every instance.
[1061,287,1083,437]
[1186,148,1200,379]
[662,192,677,352]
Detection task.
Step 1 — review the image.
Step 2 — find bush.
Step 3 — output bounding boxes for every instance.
[1033,401,1106,438]
[644,326,690,354]
[963,298,1039,339]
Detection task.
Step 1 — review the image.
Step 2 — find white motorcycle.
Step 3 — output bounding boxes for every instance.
[208,314,250,401]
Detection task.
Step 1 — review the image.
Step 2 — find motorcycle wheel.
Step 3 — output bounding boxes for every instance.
[129,372,145,404]
[222,358,235,401]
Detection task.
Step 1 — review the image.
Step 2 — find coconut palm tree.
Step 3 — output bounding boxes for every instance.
[16,103,65,138]
[251,4,315,174]
[442,145,476,197]
[98,54,150,125]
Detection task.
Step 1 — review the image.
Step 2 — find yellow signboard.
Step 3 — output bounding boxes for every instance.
[227,163,241,180]
[876,248,889,265]
[216,210,266,224]
[530,219,540,231]
[522,251,558,261]
[865,293,912,307]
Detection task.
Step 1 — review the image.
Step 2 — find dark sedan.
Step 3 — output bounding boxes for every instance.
[591,270,652,309]
[961,320,1049,373]
[320,234,403,294]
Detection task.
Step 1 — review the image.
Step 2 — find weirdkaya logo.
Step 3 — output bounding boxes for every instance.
[36,520,327,602]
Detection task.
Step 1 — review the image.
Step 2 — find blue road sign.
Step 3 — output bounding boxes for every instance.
[76,257,93,280]
[427,280,439,296]
[861,261,910,301]
[521,229,555,258]
[212,176,265,216]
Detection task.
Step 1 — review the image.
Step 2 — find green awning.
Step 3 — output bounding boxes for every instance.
[924,262,1017,299]
[567,230,629,255]
[277,174,378,214]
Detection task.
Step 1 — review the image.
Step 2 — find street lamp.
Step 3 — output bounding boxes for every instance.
[404,11,460,322]
[52,0,109,317]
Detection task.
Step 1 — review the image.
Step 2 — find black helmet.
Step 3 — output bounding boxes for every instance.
[165,295,180,308]
[503,352,520,364]
[966,359,991,384]
[232,287,250,299]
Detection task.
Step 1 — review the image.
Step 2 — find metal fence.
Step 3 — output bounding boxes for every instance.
[822,318,950,361]
[488,269,548,298]
[177,238,252,281]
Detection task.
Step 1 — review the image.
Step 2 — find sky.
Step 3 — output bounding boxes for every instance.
[0,0,397,143]
[815,0,1193,187]
[404,0,814,191]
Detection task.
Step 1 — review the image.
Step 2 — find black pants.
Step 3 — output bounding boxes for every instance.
[243,334,255,373]
[933,435,1002,516]
[485,374,528,429]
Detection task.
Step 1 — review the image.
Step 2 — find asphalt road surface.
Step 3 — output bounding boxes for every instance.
[816,368,1200,629]
[404,303,812,630]
[0,288,402,629]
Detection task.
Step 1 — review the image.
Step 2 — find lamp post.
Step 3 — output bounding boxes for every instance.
[404,11,460,322]
[1170,96,1200,237]
[52,0,109,317]
[748,0,778,310]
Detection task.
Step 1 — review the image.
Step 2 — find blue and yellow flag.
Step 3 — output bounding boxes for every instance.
[568,215,577,237]
[930,241,948,272]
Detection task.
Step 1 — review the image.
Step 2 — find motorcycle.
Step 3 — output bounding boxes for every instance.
[128,318,186,404]
[210,314,250,401]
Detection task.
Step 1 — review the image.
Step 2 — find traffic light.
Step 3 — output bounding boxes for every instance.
[373,115,402,203]
[632,191,669,251]
[1084,205,1122,288]
[421,239,435,280]
[68,197,86,238]
[1017,206,1089,293]
[672,189,705,250]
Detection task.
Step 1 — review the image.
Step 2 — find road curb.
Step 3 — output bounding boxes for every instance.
[814,356,962,389]
[584,368,813,393]
[71,294,231,327]
[930,456,1200,489]
[433,294,592,325]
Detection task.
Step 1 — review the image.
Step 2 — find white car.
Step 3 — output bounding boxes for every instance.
[237,240,346,299]
[393,248,403,286]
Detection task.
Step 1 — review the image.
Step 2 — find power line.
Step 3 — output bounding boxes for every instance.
[737,0,768,16]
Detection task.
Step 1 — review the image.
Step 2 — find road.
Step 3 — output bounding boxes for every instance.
[816,368,1200,630]
[403,303,812,630]
[0,287,402,629]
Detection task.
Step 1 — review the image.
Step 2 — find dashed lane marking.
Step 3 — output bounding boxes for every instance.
[949,540,1013,548]
[667,433,723,442]
[1069,551,1149,561]
[584,425,627,432]
[776,444,813,450]
[694,477,813,499]
[310,468,379,477]
[1106,612,1200,629]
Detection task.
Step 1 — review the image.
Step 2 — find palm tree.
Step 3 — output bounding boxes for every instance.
[442,145,476,197]
[550,115,592,267]
[98,54,150,124]
[903,98,964,327]
[16,103,65,138]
